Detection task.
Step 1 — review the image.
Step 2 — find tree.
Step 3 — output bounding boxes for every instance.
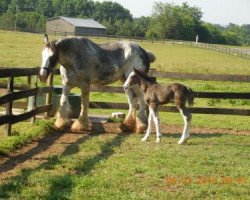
[146,2,202,40]
[74,0,95,18]
[132,17,150,37]
[93,1,132,23]
[36,0,54,18]
[16,12,45,30]
[0,0,10,14]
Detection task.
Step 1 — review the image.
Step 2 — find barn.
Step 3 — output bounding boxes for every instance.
[46,16,107,36]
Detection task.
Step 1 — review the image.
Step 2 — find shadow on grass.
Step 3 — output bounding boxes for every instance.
[0,132,91,199]
[0,126,130,199]
[45,133,129,199]
[0,130,64,174]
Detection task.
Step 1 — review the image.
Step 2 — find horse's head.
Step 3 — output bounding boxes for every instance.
[39,34,59,82]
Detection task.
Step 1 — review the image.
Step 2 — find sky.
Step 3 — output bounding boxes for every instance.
[94,0,250,25]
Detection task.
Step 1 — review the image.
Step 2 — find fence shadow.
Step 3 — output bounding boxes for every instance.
[0,130,129,199]
[0,130,64,174]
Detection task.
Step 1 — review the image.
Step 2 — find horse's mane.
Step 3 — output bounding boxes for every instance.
[133,68,157,83]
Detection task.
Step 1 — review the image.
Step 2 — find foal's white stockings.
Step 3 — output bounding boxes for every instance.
[178,108,192,144]
[142,107,191,144]
[142,106,162,143]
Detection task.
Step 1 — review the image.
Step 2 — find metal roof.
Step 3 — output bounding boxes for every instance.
[47,16,107,29]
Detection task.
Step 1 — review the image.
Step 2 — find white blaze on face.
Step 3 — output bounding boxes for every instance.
[123,71,136,89]
[40,47,54,77]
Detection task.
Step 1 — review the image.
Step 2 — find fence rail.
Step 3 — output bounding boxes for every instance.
[0,67,53,135]
[0,67,250,136]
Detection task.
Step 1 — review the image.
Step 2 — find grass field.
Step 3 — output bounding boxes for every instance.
[0,132,249,199]
[0,31,249,200]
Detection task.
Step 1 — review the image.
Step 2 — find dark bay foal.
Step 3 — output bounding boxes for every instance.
[124,68,194,144]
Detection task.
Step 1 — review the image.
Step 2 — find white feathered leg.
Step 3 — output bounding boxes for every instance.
[142,107,153,142]
[178,108,192,144]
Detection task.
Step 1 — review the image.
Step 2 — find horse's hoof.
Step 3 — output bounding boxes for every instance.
[118,123,131,132]
[135,117,147,134]
[141,137,147,142]
[54,121,71,131]
[71,126,90,133]
[156,138,161,143]
[178,137,190,145]
[71,120,90,133]
[53,125,62,131]
[136,125,147,134]
[54,118,71,130]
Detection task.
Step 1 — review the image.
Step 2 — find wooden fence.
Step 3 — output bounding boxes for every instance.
[0,67,250,136]
[88,70,250,116]
[0,68,53,135]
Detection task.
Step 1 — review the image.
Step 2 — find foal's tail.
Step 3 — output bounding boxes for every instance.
[187,87,195,107]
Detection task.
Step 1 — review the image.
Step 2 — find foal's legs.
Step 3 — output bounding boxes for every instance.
[71,85,90,132]
[54,84,72,130]
[178,107,192,144]
[142,107,153,142]
[151,105,162,143]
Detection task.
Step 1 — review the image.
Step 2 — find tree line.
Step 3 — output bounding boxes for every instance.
[0,0,249,46]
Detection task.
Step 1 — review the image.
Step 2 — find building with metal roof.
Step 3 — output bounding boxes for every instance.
[46,16,107,36]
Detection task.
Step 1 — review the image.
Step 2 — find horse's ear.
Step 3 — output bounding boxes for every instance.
[44,34,49,44]
[50,41,57,53]
[133,67,139,74]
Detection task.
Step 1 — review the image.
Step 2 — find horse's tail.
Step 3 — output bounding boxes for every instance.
[187,87,195,107]
[146,51,156,63]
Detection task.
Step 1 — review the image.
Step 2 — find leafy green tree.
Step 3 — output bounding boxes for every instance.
[17,11,45,30]
[146,2,202,40]
[93,1,132,22]
[132,17,150,37]
[199,22,226,44]
[74,0,95,18]
[0,0,10,14]
[36,0,54,18]
[222,23,245,45]
[0,10,16,29]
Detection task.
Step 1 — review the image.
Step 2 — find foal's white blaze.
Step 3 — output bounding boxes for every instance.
[123,71,136,89]
[40,47,54,77]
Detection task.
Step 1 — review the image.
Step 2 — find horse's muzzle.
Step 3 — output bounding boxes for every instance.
[38,74,48,83]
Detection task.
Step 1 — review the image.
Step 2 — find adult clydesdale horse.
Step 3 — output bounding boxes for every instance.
[39,34,156,133]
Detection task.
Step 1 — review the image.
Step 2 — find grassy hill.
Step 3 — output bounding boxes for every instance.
[0,30,250,75]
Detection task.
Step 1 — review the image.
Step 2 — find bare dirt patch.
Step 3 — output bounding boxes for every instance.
[0,121,249,181]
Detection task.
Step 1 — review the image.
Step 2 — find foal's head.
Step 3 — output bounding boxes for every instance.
[39,34,59,82]
[123,67,156,89]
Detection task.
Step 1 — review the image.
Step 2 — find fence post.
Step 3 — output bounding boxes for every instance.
[45,73,54,117]
[30,76,38,124]
[5,76,14,135]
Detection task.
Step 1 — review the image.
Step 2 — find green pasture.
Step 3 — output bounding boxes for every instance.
[0,131,249,199]
[0,31,250,75]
